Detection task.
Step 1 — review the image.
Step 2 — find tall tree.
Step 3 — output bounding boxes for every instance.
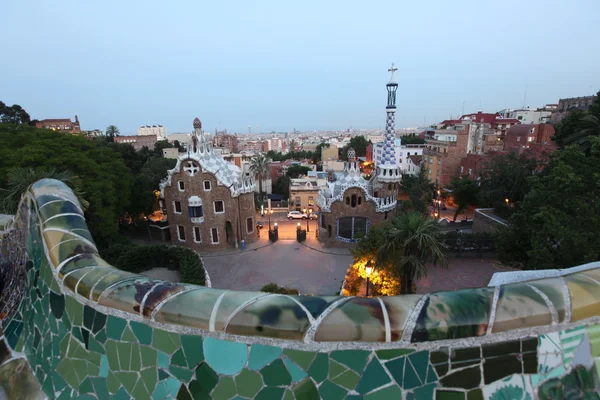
[377,211,447,294]
[496,136,600,270]
[105,125,120,142]
[272,175,290,198]
[340,136,370,159]
[249,154,270,200]
[0,167,89,214]
[447,176,480,221]
[553,91,600,151]
[0,103,31,125]
[562,114,600,152]
[285,165,311,178]
[400,169,434,215]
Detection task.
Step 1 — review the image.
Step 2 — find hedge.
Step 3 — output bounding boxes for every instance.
[108,244,206,286]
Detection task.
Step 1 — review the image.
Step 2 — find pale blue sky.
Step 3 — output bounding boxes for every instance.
[1,0,598,134]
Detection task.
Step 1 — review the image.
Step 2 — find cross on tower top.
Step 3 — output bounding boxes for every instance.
[388,63,398,83]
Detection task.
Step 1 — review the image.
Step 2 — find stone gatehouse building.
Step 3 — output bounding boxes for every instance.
[160,118,258,251]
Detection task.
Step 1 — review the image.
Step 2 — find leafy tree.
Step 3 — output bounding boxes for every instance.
[0,167,89,214]
[496,137,600,270]
[553,91,600,151]
[377,211,447,294]
[0,102,31,125]
[447,176,479,221]
[260,282,299,295]
[562,114,600,152]
[272,175,290,198]
[477,153,538,217]
[285,165,311,178]
[249,154,270,200]
[266,149,316,162]
[0,123,132,248]
[400,133,425,145]
[400,168,434,214]
[105,125,120,142]
[552,110,586,147]
[340,136,370,159]
[153,140,174,156]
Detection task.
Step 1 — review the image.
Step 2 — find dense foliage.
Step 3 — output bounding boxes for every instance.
[553,92,600,151]
[0,119,175,250]
[260,282,299,295]
[107,244,206,286]
[496,137,600,270]
[400,133,425,145]
[400,169,434,214]
[0,101,31,125]
[285,165,311,178]
[340,135,370,159]
[265,150,317,163]
[447,176,480,221]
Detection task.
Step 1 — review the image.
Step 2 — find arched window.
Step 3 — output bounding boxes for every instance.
[351,194,357,208]
[358,196,362,205]
[345,197,350,205]
[337,217,369,241]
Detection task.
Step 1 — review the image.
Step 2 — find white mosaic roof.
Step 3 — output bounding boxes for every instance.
[160,120,256,198]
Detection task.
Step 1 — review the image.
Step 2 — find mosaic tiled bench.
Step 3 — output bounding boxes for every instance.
[0,179,599,399]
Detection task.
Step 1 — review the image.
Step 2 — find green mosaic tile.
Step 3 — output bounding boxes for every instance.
[329,359,347,379]
[436,389,466,400]
[355,358,391,395]
[170,365,194,382]
[332,369,360,390]
[204,337,248,376]
[95,328,107,344]
[131,378,150,400]
[256,387,285,400]
[212,376,237,399]
[158,351,170,369]
[121,325,137,343]
[114,386,131,400]
[91,377,110,400]
[56,358,80,388]
[235,369,263,398]
[181,335,204,368]
[385,357,405,385]
[64,295,83,325]
[131,321,153,345]
[141,367,158,395]
[283,389,294,400]
[115,371,138,394]
[318,380,347,400]
[172,348,188,367]
[100,355,109,378]
[330,350,369,373]
[364,384,402,399]
[141,346,157,368]
[107,340,121,369]
[106,316,127,340]
[116,342,133,370]
[153,328,181,354]
[248,344,282,371]
[177,384,193,400]
[130,343,142,371]
[376,348,414,360]
[404,359,423,390]
[426,365,438,384]
[466,389,484,400]
[293,377,318,399]
[283,349,316,370]
[414,383,436,400]
[261,359,292,386]
[409,351,430,384]
[284,358,308,383]
[50,291,65,319]
[79,377,94,393]
[191,362,219,397]
[307,353,328,383]
[158,370,170,381]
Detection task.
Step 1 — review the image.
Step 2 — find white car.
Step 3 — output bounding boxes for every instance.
[287,211,307,220]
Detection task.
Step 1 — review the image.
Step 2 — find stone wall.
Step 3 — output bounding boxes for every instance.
[318,187,395,247]
[0,179,599,399]
[164,167,257,251]
[472,208,508,234]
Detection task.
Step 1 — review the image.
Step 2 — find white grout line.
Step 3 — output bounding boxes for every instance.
[304,296,352,344]
[377,297,391,343]
[209,291,228,331]
[527,283,559,325]
[486,285,501,335]
[284,295,316,325]
[400,295,428,342]
[222,293,271,331]
[42,213,85,224]
[151,287,198,321]
[42,227,97,249]
[139,282,165,317]
[560,277,572,324]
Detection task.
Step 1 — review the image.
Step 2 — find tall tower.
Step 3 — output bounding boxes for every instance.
[376,64,402,183]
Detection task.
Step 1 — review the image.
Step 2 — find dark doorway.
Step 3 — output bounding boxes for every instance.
[225,221,235,246]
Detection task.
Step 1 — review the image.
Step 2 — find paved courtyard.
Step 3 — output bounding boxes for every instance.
[200,228,514,296]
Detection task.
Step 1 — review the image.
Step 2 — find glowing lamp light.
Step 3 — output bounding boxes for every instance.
[365,265,373,276]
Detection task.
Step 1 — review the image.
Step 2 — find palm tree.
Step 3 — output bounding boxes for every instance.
[563,114,600,152]
[0,167,89,214]
[105,125,120,142]
[249,154,270,201]
[377,211,447,294]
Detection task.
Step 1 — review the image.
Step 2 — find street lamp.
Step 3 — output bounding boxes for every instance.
[297,222,301,231]
[274,222,278,230]
[505,198,509,206]
[365,261,374,297]
[434,211,439,219]
[303,208,312,232]
[267,209,274,231]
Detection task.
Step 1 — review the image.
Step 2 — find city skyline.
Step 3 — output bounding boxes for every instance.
[1,0,598,134]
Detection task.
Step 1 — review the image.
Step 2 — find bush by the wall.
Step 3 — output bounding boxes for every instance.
[260,282,299,295]
[108,244,205,286]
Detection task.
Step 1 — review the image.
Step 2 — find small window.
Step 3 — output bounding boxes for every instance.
[308,196,314,206]
[247,217,254,233]
[214,201,225,213]
[174,201,182,214]
[517,136,521,142]
[193,227,202,243]
[295,197,301,206]
[177,225,186,241]
[321,214,326,229]
[351,194,357,208]
[189,205,203,218]
[358,196,362,205]
[203,180,211,191]
[178,180,185,191]
[211,228,219,244]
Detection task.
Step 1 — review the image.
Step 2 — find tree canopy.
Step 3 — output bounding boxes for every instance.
[340,135,370,159]
[447,176,480,221]
[553,91,600,151]
[285,165,311,178]
[0,102,31,125]
[496,137,600,270]
[400,133,425,145]
[400,169,434,214]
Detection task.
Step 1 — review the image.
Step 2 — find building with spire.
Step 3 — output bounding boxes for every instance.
[160,118,258,251]
[316,65,401,246]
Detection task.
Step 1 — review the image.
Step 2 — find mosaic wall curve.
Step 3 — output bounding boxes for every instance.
[0,179,598,399]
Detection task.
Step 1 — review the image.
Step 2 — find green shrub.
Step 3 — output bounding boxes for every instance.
[260,282,299,295]
[107,244,205,286]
